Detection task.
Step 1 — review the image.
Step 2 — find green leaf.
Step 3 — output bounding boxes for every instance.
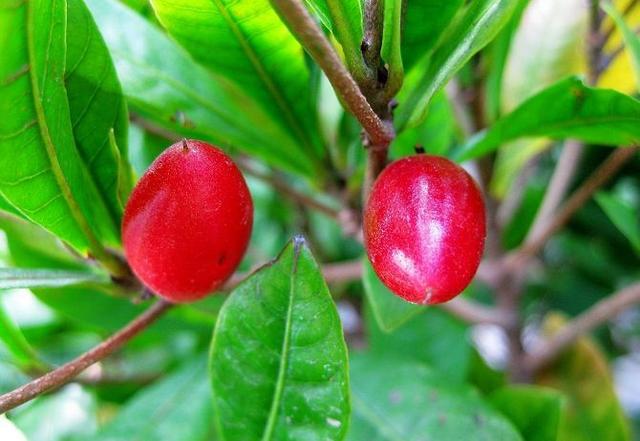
[86,0,314,177]
[0,300,44,371]
[303,0,363,77]
[595,191,640,254]
[536,314,632,441]
[90,358,214,441]
[210,237,350,441]
[0,0,121,252]
[397,0,518,128]
[347,353,523,441]
[366,303,471,383]
[150,0,325,169]
[483,0,530,122]
[0,267,107,290]
[456,77,640,161]
[489,385,563,441]
[602,1,640,91]
[66,0,133,220]
[390,91,456,159]
[381,0,404,96]
[362,259,423,333]
[402,0,464,71]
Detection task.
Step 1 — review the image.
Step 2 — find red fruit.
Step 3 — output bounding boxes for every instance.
[122,140,253,303]
[364,155,486,304]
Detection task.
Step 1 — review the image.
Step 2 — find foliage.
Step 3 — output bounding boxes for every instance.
[1,0,640,439]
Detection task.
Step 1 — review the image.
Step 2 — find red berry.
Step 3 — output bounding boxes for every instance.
[122,140,253,303]
[364,155,486,304]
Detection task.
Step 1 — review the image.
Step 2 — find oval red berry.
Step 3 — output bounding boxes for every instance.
[122,140,253,303]
[364,155,486,304]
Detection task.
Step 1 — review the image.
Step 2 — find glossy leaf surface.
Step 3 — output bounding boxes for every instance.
[210,238,350,441]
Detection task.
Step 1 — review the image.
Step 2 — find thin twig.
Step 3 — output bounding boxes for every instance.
[0,300,171,414]
[269,0,393,147]
[524,281,640,372]
[322,259,363,283]
[236,158,341,219]
[508,146,638,269]
[441,298,514,327]
[129,115,342,219]
[600,0,639,48]
[599,25,640,74]
[525,140,584,244]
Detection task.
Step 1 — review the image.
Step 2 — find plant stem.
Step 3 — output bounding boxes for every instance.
[236,158,341,219]
[525,140,584,244]
[599,0,639,48]
[524,281,640,372]
[269,0,393,147]
[0,300,171,414]
[509,146,638,268]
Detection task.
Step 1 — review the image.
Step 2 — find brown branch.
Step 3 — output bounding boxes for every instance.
[322,259,363,283]
[524,281,640,373]
[269,0,393,147]
[508,146,638,269]
[0,300,171,414]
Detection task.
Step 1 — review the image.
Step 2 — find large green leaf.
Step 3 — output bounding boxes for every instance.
[210,237,350,441]
[489,385,563,441]
[303,0,363,77]
[402,0,464,71]
[397,0,518,128]
[595,191,640,254]
[66,0,133,219]
[536,314,631,441]
[603,1,640,91]
[90,358,213,441]
[86,0,315,177]
[456,77,640,161]
[366,304,472,383]
[150,0,325,168]
[362,259,423,333]
[347,354,522,441]
[0,0,120,252]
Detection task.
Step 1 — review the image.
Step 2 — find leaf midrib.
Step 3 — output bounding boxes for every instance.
[207,0,317,155]
[26,0,111,255]
[262,250,298,440]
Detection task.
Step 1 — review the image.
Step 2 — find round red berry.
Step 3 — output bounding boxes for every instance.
[364,155,486,304]
[122,140,253,303]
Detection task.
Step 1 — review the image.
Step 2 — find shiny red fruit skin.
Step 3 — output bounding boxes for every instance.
[364,155,486,304]
[122,140,253,303]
